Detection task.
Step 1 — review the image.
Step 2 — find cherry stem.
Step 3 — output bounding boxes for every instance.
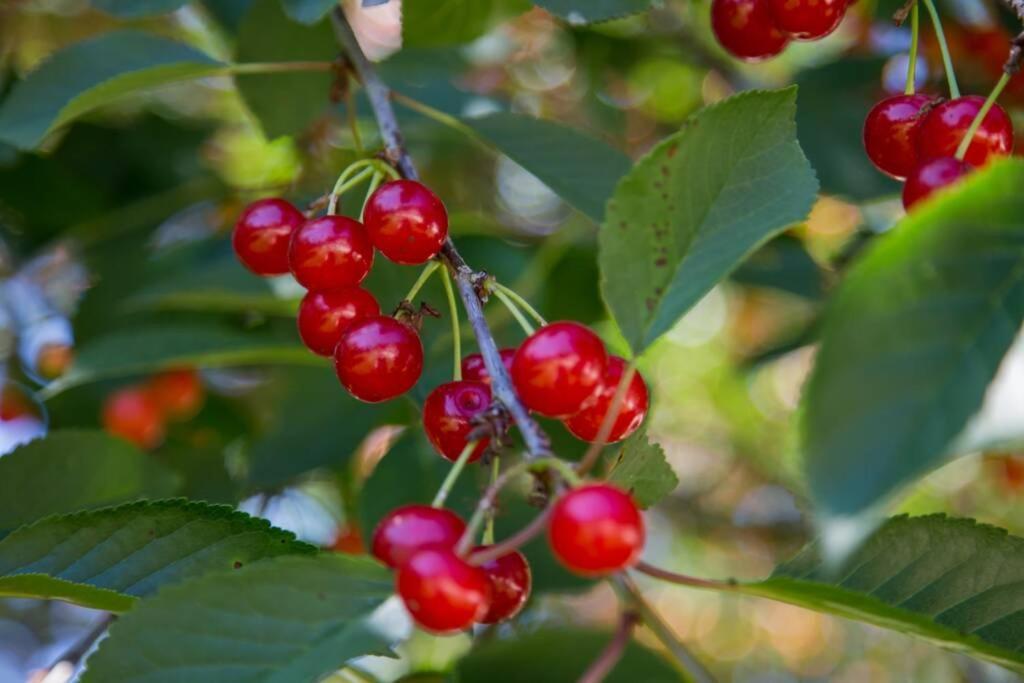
[327,165,375,215]
[483,455,500,544]
[230,61,335,74]
[344,87,364,155]
[634,560,737,592]
[431,440,478,508]
[578,610,639,683]
[402,261,441,303]
[441,267,463,381]
[905,2,920,95]
[492,282,547,327]
[921,0,960,98]
[492,287,536,335]
[954,72,1011,161]
[360,171,385,220]
[576,359,638,477]
[471,506,552,566]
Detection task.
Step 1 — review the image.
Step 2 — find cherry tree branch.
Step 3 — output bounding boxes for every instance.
[330,9,551,460]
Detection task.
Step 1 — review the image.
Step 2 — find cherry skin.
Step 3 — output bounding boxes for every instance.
[472,546,531,624]
[147,368,204,422]
[902,156,971,210]
[363,180,449,265]
[711,0,790,62]
[334,316,423,403]
[423,380,492,463]
[297,287,380,357]
[461,349,516,385]
[548,483,645,576]
[511,321,607,418]
[916,96,1014,167]
[371,504,467,569]
[232,198,305,276]
[563,357,649,444]
[397,547,491,633]
[288,215,374,290]
[102,386,166,450]
[766,0,847,40]
[863,94,935,180]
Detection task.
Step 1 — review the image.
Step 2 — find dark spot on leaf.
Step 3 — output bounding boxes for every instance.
[233,561,243,569]
[655,258,668,267]
[147,530,156,537]
[666,143,678,158]
[317,592,326,601]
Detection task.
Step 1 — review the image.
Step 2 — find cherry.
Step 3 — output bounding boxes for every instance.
[371,504,466,568]
[563,357,649,444]
[863,94,935,179]
[102,386,165,450]
[297,287,380,356]
[397,547,491,633]
[147,368,204,422]
[363,179,449,265]
[461,349,516,385]
[916,96,1014,167]
[767,0,846,40]
[548,483,645,576]
[232,198,304,276]
[472,546,531,624]
[288,215,374,290]
[423,380,492,463]
[334,316,423,403]
[711,0,790,62]
[329,524,366,555]
[511,321,607,418]
[902,156,971,210]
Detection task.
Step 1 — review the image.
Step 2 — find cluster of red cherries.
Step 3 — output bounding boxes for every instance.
[711,0,849,61]
[100,368,205,450]
[863,93,1014,208]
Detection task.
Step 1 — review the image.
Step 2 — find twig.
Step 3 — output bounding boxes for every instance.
[578,611,640,683]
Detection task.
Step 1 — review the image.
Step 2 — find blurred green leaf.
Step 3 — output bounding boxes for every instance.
[81,554,393,683]
[533,0,653,23]
[803,160,1024,518]
[607,429,678,508]
[0,431,180,530]
[0,500,314,610]
[92,0,189,17]
[599,88,818,355]
[402,0,530,48]
[732,234,824,300]
[282,0,338,23]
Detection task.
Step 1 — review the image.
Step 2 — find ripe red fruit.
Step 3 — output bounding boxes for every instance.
[363,180,449,265]
[371,504,466,568]
[423,380,492,463]
[902,156,971,210]
[766,0,846,40]
[461,349,516,385]
[473,546,531,624]
[334,316,423,402]
[548,484,645,576]
[147,368,204,421]
[232,198,304,276]
[863,94,935,179]
[397,547,491,633]
[102,387,166,450]
[916,96,1014,167]
[288,215,374,290]
[330,524,366,555]
[511,322,607,418]
[297,288,380,356]
[711,0,790,61]
[563,357,649,444]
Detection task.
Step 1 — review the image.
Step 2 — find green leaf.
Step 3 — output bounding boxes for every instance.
[533,0,653,23]
[802,160,1024,518]
[748,515,1024,671]
[235,0,339,138]
[465,112,632,224]
[599,88,818,355]
[402,0,530,48]
[92,0,189,17]
[456,628,678,682]
[281,0,338,23]
[81,554,393,683]
[0,31,224,150]
[732,234,824,300]
[607,429,678,508]
[0,431,180,531]
[0,500,315,611]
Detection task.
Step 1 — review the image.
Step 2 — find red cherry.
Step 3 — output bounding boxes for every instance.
[297,288,380,357]
[461,349,516,385]
[288,215,374,290]
[863,94,935,179]
[472,546,531,624]
[147,368,204,422]
[563,357,649,444]
[711,0,790,62]
[330,524,366,555]
[902,156,971,210]
[511,322,607,418]
[232,198,304,276]
[423,381,492,463]
[916,96,1014,167]
[371,504,466,569]
[102,387,165,450]
[397,547,491,633]
[363,180,449,265]
[766,0,846,40]
[548,483,645,576]
[334,316,423,402]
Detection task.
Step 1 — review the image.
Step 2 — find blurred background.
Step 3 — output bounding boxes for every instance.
[1,0,1024,680]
